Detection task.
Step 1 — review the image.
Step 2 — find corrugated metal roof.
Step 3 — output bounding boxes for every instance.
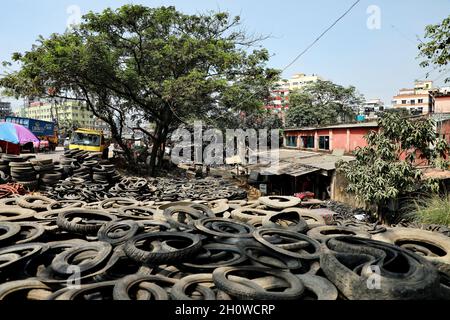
[249,149,355,177]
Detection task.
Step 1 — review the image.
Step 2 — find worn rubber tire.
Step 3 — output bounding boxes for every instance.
[213,266,304,300]
[373,227,450,267]
[124,232,202,265]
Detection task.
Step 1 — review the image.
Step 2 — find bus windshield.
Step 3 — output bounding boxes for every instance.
[71,132,101,147]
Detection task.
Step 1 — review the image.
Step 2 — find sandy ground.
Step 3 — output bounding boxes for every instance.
[29,147,65,162]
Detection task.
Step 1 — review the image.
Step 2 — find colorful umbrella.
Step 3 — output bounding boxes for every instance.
[0,122,40,145]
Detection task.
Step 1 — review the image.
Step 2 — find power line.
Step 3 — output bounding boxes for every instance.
[206,0,362,122]
[283,0,362,72]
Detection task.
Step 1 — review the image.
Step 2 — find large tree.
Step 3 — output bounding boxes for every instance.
[337,113,449,222]
[418,15,450,83]
[284,80,363,128]
[0,5,279,174]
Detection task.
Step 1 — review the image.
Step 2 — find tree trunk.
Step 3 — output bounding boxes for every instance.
[149,123,163,176]
[110,123,135,168]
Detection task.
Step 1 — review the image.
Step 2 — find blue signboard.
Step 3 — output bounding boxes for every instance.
[5,117,55,137]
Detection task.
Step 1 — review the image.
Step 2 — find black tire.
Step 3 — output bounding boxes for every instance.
[194,218,254,238]
[14,222,46,244]
[0,207,36,222]
[181,243,247,271]
[320,236,441,300]
[262,210,309,233]
[171,274,217,300]
[213,266,304,300]
[51,242,112,276]
[57,208,117,235]
[253,228,321,260]
[98,220,141,246]
[113,274,175,300]
[17,195,55,210]
[0,279,50,300]
[124,232,202,265]
[307,225,371,242]
[237,240,303,270]
[117,206,159,220]
[50,281,117,300]
[0,222,21,244]
[295,274,339,300]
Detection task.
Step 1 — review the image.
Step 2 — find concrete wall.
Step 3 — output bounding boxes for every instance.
[348,128,372,152]
[331,171,366,208]
[435,97,450,113]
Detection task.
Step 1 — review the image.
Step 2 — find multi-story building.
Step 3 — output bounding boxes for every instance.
[277,73,324,91]
[265,73,324,113]
[358,99,385,120]
[392,80,437,115]
[0,100,12,119]
[23,99,108,132]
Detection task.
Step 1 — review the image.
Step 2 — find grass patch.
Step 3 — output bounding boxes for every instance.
[411,195,450,227]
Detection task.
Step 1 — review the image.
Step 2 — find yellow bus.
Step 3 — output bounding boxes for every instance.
[69,128,109,158]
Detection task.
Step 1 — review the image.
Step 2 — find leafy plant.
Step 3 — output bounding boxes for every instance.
[337,113,449,221]
[418,14,450,83]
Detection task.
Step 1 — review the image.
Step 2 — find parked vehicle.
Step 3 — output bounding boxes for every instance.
[4,116,58,151]
[69,128,109,158]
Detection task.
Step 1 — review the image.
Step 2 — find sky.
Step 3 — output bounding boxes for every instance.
[0,0,449,110]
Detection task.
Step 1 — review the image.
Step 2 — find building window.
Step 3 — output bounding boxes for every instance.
[418,99,424,103]
[410,100,415,105]
[286,136,298,147]
[401,100,407,104]
[319,136,330,150]
[301,136,315,149]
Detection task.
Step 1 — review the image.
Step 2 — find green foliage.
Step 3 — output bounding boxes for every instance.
[418,15,450,83]
[383,107,410,118]
[337,113,449,216]
[285,80,363,128]
[0,5,279,174]
[411,195,450,227]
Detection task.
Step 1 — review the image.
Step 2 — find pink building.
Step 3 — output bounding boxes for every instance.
[284,122,379,154]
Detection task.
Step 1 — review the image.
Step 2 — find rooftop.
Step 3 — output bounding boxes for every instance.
[284,122,378,132]
[248,149,355,177]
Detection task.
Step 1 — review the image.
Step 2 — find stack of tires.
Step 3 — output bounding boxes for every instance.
[0,157,11,183]
[9,159,39,191]
[92,163,120,184]
[60,157,77,178]
[31,159,62,187]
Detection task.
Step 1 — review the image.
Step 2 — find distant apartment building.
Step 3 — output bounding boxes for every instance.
[23,99,108,132]
[358,99,385,120]
[392,80,437,115]
[266,73,324,113]
[0,100,12,118]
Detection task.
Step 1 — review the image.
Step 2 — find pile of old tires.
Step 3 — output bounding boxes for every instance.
[43,151,247,202]
[0,155,63,191]
[0,194,448,300]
